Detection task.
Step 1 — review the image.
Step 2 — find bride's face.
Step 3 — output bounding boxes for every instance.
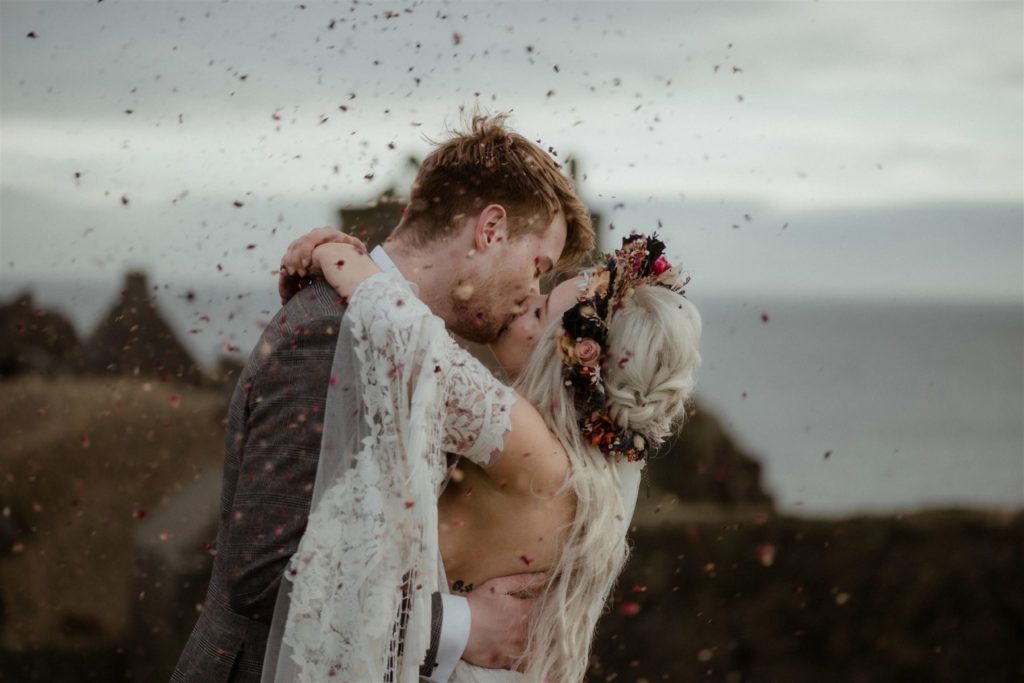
[489,276,583,378]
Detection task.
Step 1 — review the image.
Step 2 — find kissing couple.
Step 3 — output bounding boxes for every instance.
[173,114,703,683]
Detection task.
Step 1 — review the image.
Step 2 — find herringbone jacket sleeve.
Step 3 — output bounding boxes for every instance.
[220,317,339,619]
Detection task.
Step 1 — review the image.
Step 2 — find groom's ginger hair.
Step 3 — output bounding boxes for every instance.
[397,113,594,268]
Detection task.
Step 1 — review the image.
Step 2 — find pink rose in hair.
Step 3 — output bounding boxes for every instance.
[574,338,602,367]
[652,256,671,275]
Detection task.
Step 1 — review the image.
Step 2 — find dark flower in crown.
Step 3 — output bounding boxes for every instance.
[555,232,688,462]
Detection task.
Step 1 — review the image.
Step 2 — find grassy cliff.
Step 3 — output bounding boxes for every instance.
[1,376,1020,681]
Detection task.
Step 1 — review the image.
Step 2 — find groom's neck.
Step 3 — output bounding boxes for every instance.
[380,234,461,321]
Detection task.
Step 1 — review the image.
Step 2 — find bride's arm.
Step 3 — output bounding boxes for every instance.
[309,242,382,301]
[278,226,370,305]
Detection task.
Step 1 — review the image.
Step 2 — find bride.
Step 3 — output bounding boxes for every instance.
[269,231,702,682]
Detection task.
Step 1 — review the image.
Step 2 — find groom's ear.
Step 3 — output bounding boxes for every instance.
[473,204,508,253]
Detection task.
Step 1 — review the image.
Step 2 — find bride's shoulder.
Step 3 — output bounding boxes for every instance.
[485,396,571,498]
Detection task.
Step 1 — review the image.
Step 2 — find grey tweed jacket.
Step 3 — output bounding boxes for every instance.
[171,280,445,682]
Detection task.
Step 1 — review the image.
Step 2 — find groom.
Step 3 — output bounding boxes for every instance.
[172,114,594,682]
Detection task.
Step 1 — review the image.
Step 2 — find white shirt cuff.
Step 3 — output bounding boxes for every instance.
[428,594,471,683]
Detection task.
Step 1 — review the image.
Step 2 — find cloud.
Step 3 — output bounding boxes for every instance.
[2,0,1020,296]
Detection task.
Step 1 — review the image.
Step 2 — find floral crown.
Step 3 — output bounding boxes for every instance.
[555,232,688,462]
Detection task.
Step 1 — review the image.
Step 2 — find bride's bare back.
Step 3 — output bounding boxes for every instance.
[439,457,575,593]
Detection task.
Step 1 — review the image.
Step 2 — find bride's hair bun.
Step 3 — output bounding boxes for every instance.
[603,286,702,447]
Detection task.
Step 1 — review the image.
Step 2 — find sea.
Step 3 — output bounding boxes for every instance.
[2,276,1021,517]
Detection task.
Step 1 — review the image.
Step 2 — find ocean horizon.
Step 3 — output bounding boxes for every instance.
[2,275,1022,517]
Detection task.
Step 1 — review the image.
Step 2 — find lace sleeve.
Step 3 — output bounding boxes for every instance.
[348,272,516,466]
[439,352,515,467]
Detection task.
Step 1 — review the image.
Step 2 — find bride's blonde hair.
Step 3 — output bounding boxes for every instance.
[512,283,702,682]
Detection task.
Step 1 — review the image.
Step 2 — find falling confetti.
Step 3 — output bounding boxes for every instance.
[756,543,776,567]
[618,601,641,616]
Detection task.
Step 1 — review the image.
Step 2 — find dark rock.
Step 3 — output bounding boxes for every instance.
[339,188,407,246]
[82,272,204,385]
[593,508,1024,682]
[647,401,775,507]
[0,291,83,378]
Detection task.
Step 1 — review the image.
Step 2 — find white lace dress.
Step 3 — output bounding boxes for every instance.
[263,272,523,683]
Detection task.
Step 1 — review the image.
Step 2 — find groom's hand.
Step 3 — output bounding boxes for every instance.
[462,572,548,671]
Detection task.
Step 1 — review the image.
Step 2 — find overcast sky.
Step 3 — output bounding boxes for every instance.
[1,0,1021,299]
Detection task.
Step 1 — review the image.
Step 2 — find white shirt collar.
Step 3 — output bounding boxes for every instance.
[369,245,419,296]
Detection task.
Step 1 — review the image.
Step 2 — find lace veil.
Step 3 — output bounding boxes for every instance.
[261,297,367,683]
[262,274,514,683]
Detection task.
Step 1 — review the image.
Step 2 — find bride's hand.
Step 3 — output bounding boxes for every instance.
[278,227,367,304]
[308,242,382,303]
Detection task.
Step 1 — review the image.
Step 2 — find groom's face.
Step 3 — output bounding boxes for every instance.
[449,212,568,344]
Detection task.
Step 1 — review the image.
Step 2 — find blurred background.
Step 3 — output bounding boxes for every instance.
[1,1,1021,681]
